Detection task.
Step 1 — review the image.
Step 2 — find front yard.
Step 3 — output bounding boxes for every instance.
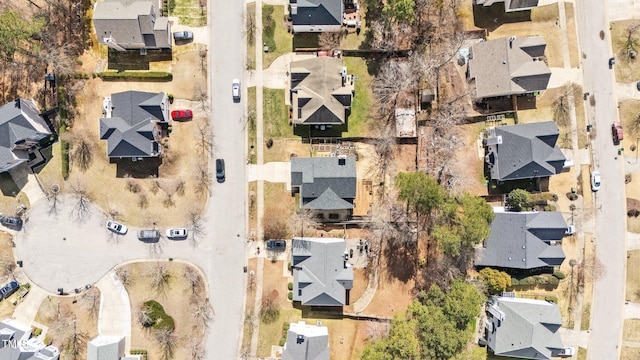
[611,20,640,83]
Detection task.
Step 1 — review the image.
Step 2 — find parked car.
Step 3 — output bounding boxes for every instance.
[266,240,286,250]
[565,225,576,235]
[612,121,624,145]
[636,81,640,91]
[137,229,161,242]
[106,220,128,235]
[166,228,188,239]
[0,281,19,300]
[173,31,193,41]
[232,79,241,102]
[558,347,575,358]
[216,158,225,183]
[591,170,601,192]
[609,57,615,68]
[0,216,22,229]
[171,109,193,121]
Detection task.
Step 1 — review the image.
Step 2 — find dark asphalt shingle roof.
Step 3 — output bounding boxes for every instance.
[292,237,353,306]
[485,121,565,181]
[291,157,356,210]
[93,0,171,49]
[469,36,551,98]
[475,211,567,270]
[100,91,168,158]
[0,99,52,170]
[487,296,564,359]
[291,0,342,27]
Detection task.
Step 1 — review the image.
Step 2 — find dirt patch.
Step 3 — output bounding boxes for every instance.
[456,123,488,195]
[119,261,208,359]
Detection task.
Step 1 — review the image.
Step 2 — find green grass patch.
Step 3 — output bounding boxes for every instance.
[170,0,207,26]
[97,71,173,81]
[343,57,373,137]
[248,87,257,164]
[141,300,175,332]
[262,5,292,69]
[130,349,148,360]
[247,3,256,70]
[263,89,289,139]
[580,303,590,330]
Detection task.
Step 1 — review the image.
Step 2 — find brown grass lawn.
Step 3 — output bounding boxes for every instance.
[564,3,579,68]
[624,319,640,341]
[456,123,488,195]
[242,258,258,355]
[619,100,640,144]
[0,232,21,319]
[626,250,640,302]
[487,4,577,68]
[119,261,207,360]
[626,172,640,233]
[622,346,640,360]
[612,20,640,83]
[34,292,100,359]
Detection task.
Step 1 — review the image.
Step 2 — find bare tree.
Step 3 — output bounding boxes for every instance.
[48,184,61,216]
[196,84,208,112]
[183,265,203,294]
[191,297,214,332]
[138,194,149,209]
[65,130,95,172]
[37,43,78,76]
[319,31,342,50]
[291,209,319,238]
[189,339,206,360]
[71,182,92,221]
[148,263,172,294]
[194,165,211,196]
[154,328,179,360]
[139,307,154,327]
[194,123,213,157]
[263,204,290,240]
[80,287,100,321]
[63,320,87,360]
[578,255,605,286]
[187,210,206,246]
[553,84,573,128]
[622,24,640,57]
[629,112,640,136]
[247,271,256,292]
[365,321,390,340]
[115,267,132,287]
[260,297,279,324]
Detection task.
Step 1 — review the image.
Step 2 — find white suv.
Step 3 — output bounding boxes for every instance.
[591,170,601,192]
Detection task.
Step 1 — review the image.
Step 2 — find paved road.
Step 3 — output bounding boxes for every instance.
[575,1,627,359]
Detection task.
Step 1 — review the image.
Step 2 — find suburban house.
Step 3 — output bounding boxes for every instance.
[88,335,141,360]
[290,57,354,137]
[0,98,54,173]
[93,0,172,52]
[484,296,565,359]
[282,321,330,360]
[468,36,551,100]
[291,157,356,222]
[474,0,539,12]
[291,237,354,307]
[0,318,60,360]
[484,121,565,184]
[99,91,170,159]
[289,0,343,33]
[475,209,567,274]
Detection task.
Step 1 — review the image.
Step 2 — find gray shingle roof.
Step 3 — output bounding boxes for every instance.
[291,0,343,27]
[485,121,565,181]
[99,91,168,158]
[93,0,171,49]
[475,0,540,11]
[469,36,551,98]
[0,319,60,360]
[87,336,125,360]
[292,237,354,306]
[291,157,356,210]
[282,321,330,360]
[475,211,567,270]
[290,57,353,125]
[486,296,564,359]
[0,99,52,172]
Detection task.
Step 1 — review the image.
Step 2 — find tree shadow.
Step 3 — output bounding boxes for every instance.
[383,240,417,283]
[472,4,532,33]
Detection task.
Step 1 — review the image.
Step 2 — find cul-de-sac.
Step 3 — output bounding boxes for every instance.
[1,0,640,359]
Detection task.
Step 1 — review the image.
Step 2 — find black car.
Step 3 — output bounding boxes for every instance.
[0,281,19,300]
[266,240,286,250]
[216,159,225,183]
[1,216,22,230]
[609,57,615,69]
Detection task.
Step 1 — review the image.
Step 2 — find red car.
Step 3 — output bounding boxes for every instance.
[171,109,193,121]
[612,121,623,145]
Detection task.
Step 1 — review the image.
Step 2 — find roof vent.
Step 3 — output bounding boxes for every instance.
[338,158,346,165]
[297,335,305,344]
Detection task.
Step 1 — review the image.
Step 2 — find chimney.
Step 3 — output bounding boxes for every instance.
[297,335,305,344]
[338,158,346,166]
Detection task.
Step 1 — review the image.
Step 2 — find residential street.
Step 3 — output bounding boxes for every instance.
[575,0,627,359]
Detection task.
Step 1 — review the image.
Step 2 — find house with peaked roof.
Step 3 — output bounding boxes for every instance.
[0,99,54,173]
[93,0,172,51]
[282,321,330,360]
[0,318,60,360]
[484,121,565,184]
[292,237,354,306]
[468,36,551,99]
[474,0,539,12]
[475,209,567,274]
[291,157,356,222]
[88,335,142,360]
[290,0,343,33]
[484,296,565,359]
[290,57,354,138]
[100,91,170,159]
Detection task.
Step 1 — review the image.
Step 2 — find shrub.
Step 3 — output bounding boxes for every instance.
[288,291,293,300]
[479,268,511,295]
[519,276,536,286]
[32,327,42,336]
[141,300,175,332]
[510,278,520,286]
[506,189,531,211]
[553,271,566,280]
[545,296,558,303]
[97,71,173,81]
[288,262,292,271]
[279,337,287,346]
[287,282,293,291]
[629,209,640,217]
[266,138,274,148]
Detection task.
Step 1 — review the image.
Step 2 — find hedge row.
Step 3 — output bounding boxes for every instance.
[130,349,148,360]
[511,275,559,287]
[97,71,173,81]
